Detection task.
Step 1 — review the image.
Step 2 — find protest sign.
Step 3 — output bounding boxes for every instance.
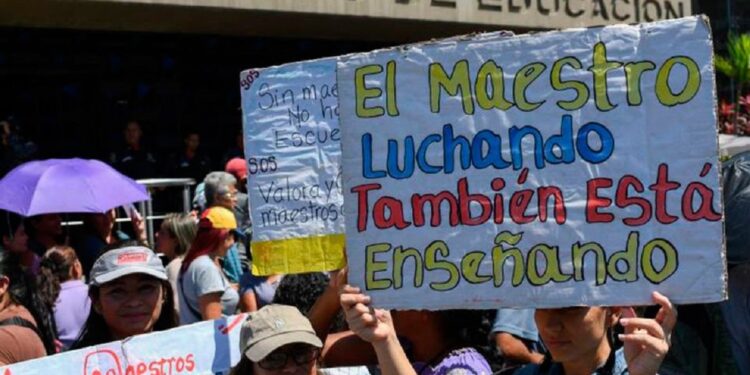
[240,58,346,275]
[0,315,246,375]
[337,16,726,309]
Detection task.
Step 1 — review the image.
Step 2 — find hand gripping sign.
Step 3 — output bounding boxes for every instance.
[337,16,727,309]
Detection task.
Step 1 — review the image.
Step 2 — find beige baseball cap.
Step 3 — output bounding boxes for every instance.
[240,304,323,362]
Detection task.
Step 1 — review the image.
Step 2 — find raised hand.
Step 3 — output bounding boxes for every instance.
[340,284,394,343]
[619,291,677,375]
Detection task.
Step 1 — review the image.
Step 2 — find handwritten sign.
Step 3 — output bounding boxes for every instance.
[240,58,346,275]
[0,315,246,375]
[337,16,726,309]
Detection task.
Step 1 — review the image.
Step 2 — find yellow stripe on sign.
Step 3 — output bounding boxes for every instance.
[251,234,346,276]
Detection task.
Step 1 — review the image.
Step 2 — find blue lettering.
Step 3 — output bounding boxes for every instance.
[417,134,442,174]
[472,130,511,169]
[362,133,387,179]
[543,114,575,164]
[576,122,615,164]
[509,125,545,170]
[387,136,415,179]
[360,116,614,179]
[443,124,472,173]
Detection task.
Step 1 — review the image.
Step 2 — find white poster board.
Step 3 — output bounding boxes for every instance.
[0,315,245,375]
[240,58,346,275]
[338,16,726,309]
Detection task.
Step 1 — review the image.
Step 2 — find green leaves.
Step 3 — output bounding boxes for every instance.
[715,33,750,86]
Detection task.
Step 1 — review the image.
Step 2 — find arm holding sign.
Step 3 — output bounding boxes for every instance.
[340,285,416,375]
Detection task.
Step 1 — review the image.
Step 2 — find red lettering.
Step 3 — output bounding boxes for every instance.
[351,183,381,232]
[148,361,162,375]
[648,164,680,224]
[509,190,535,224]
[586,178,614,223]
[615,175,652,226]
[175,358,185,373]
[458,177,492,225]
[185,354,196,372]
[538,186,566,224]
[411,191,459,227]
[163,358,175,375]
[373,197,411,229]
[491,178,506,224]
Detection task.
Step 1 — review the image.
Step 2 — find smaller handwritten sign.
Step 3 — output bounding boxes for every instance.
[240,58,346,275]
[0,315,246,375]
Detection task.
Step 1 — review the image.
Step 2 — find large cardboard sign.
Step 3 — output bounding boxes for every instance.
[240,59,346,275]
[0,315,245,375]
[338,16,726,309]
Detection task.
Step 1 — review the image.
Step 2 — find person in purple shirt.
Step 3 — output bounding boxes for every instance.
[38,245,91,350]
[339,283,492,375]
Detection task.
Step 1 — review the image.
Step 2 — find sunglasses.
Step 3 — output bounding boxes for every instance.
[257,345,319,371]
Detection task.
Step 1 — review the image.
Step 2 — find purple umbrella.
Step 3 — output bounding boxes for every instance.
[0,158,150,216]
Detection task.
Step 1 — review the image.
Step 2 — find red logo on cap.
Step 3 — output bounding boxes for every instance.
[116,252,148,265]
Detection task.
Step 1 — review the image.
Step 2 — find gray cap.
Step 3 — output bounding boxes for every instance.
[240,304,323,362]
[89,246,168,286]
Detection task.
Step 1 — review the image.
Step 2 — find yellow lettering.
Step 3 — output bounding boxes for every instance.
[425,241,460,291]
[641,238,678,284]
[624,61,656,105]
[355,64,385,118]
[655,56,701,106]
[551,57,589,111]
[365,243,392,290]
[475,60,513,111]
[588,42,622,111]
[513,62,547,111]
[393,246,423,289]
[429,60,474,115]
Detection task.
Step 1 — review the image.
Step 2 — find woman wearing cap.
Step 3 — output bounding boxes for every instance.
[178,206,240,325]
[231,304,322,375]
[71,245,177,349]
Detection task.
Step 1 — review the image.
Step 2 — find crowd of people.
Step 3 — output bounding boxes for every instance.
[0,119,737,375]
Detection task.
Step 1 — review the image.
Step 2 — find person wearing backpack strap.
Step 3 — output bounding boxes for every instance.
[0,250,57,365]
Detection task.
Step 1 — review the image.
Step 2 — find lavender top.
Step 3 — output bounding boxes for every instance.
[413,348,491,375]
[54,280,91,349]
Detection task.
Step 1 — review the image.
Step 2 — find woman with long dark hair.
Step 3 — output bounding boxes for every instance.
[178,206,239,325]
[0,250,57,365]
[37,245,90,350]
[71,245,177,349]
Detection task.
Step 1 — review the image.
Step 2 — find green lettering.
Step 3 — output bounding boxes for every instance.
[475,60,513,111]
[355,64,385,118]
[588,42,622,111]
[393,246,423,289]
[513,62,547,111]
[429,60,474,115]
[655,56,701,106]
[551,57,589,111]
[365,243,392,290]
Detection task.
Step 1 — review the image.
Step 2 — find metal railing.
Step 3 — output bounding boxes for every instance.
[135,178,196,246]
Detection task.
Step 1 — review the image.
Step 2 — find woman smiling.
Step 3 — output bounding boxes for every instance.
[71,245,177,349]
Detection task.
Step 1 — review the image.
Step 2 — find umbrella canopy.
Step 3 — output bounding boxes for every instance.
[0,158,149,216]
